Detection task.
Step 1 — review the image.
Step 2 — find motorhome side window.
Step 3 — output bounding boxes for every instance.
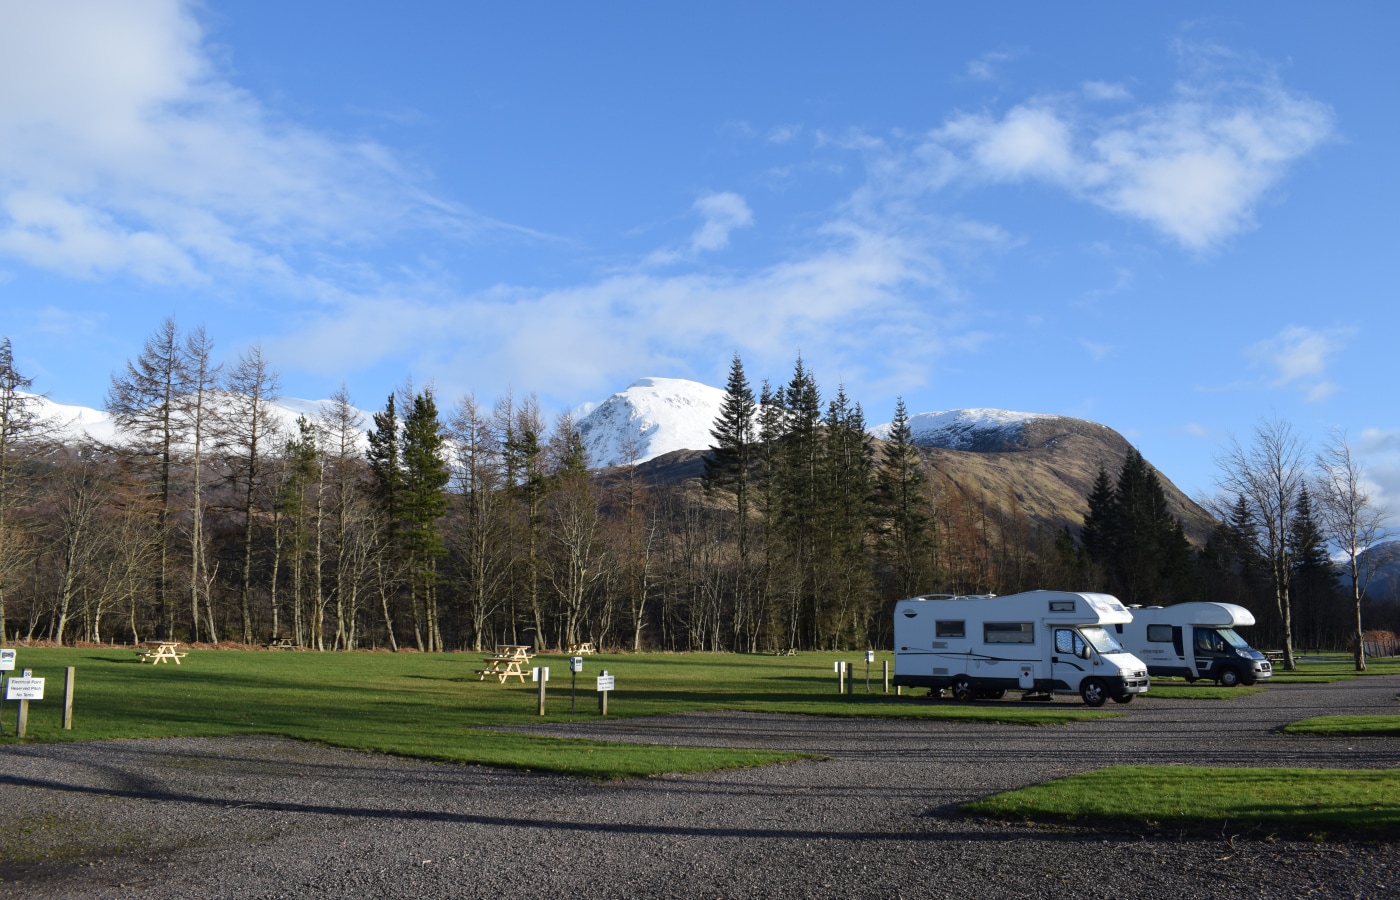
[1146,625,1173,642]
[984,622,1034,643]
[935,620,965,638]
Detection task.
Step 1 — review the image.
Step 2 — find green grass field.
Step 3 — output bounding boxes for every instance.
[963,765,1400,836]
[1266,653,1400,683]
[0,647,1109,777]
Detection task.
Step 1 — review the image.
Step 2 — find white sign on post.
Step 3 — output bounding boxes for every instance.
[596,674,615,692]
[6,677,44,701]
[531,666,550,682]
[0,649,14,671]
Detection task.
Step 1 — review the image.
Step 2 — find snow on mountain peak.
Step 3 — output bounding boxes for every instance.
[869,408,1054,450]
[576,377,726,467]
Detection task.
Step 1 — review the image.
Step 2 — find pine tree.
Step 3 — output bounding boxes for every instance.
[874,397,929,599]
[1080,464,1115,574]
[400,390,450,651]
[1289,486,1336,650]
[704,353,756,564]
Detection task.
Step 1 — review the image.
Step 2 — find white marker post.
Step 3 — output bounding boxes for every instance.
[865,650,874,694]
[596,670,615,716]
[532,666,550,716]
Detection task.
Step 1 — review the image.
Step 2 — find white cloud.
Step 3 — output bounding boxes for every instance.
[1079,339,1112,361]
[0,0,476,286]
[966,51,1014,82]
[925,60,1334,251]
[690,192,754,252]
[1245,325,1353,400]
[767,124,803,144]
[1183,422,1210,438]
[270,217,982,407]
[1083,81,1132,102]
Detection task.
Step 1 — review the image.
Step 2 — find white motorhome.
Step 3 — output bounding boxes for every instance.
[892,590,1150,706]
[1116,602,1272,686]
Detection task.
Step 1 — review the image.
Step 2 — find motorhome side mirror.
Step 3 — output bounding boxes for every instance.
[1079,645,1091,660]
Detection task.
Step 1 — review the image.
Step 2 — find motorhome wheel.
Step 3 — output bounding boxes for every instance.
[1110,693,1134,704]
[1218,666,1241,687]
[951,676,975,702]
[1079,678,1107,707]
[980,688,1006,700]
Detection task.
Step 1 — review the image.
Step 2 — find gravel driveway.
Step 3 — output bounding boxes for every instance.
[1,676,1397,899]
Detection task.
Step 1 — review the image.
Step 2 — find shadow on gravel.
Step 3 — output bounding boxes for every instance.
[0,771,1134,844]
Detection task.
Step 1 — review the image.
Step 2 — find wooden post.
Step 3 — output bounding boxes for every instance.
[63,667,75,730]
[883,659,889,694]
[17,668,30,738]
[537,666,547,716]
[835,661,843,693]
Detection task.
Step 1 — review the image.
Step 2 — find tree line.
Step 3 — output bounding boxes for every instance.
[0,326,1392,659]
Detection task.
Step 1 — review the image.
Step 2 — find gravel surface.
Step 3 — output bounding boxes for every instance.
[1,676,1397,899]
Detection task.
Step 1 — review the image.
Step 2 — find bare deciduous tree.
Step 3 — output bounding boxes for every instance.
[1314,429,1394,671]
[1213,416,1307,669]
[224,344,281,643]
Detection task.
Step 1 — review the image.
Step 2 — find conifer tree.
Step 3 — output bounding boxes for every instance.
[705,353,756,562]
[400,390,450,650]
[874,397,929,599]
[1288,486,1335,650]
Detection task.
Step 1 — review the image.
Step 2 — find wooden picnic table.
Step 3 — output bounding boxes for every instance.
[476,655,528,683]
[567,642,596,655]
[136,641,187,665]
[267,638,297,651]
[493,645,534,660]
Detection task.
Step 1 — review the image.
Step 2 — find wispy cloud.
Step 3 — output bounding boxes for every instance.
[1245,324,1353,400]
[0,0,488,287]
[1082,81,1132,102]
[966,51,1015,82]
[642,192,755,266]
[924,51,1334,251]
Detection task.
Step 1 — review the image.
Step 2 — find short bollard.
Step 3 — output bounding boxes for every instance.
[883,659,890,694]
[63,667,75,730]
[533,666,549,716]
[834,660,845,694]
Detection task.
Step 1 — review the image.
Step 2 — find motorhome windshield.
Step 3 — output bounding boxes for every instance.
[1218,628,1249,649]
[1079,626,1124,654]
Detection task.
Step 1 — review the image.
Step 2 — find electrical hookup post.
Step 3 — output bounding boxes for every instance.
[569,656,583,713]
[0,648,13,734]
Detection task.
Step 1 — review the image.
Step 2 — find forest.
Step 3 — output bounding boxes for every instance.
[0,323,1391,657]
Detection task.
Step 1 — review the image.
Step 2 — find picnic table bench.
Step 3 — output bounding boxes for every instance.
[775,648,798,657]
[136,641,187,665]
[475,645,533,683]
[567,642,596,655]
[1264,649,1285,663]
[267,638,297,651]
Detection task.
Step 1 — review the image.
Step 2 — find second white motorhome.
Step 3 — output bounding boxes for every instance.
[892,590,1151,706]
[1116,602,1272,686]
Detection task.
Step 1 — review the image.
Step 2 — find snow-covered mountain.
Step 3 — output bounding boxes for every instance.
[868,408,1056,451]
[23,393,373,450]
[576,377,727,468]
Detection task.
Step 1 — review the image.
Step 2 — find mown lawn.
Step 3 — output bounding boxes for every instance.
[1283,715,1400,737]
[964,765,1400,836]
[0,647,1109,777]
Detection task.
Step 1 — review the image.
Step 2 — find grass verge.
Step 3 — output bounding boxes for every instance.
[0,648,1108,776]
[963,765,1400,837]
[1282,716,1400,737]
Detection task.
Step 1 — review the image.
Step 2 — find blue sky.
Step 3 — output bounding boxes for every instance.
[2,1,1397,514]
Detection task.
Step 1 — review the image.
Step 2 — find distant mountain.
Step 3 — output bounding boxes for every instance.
[874,410,1216,546]
[25,392,373,450]
[576,377,727,468]
[1356,541,1400,603]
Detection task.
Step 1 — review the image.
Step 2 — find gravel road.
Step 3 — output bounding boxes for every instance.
[1,676,1397,899]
